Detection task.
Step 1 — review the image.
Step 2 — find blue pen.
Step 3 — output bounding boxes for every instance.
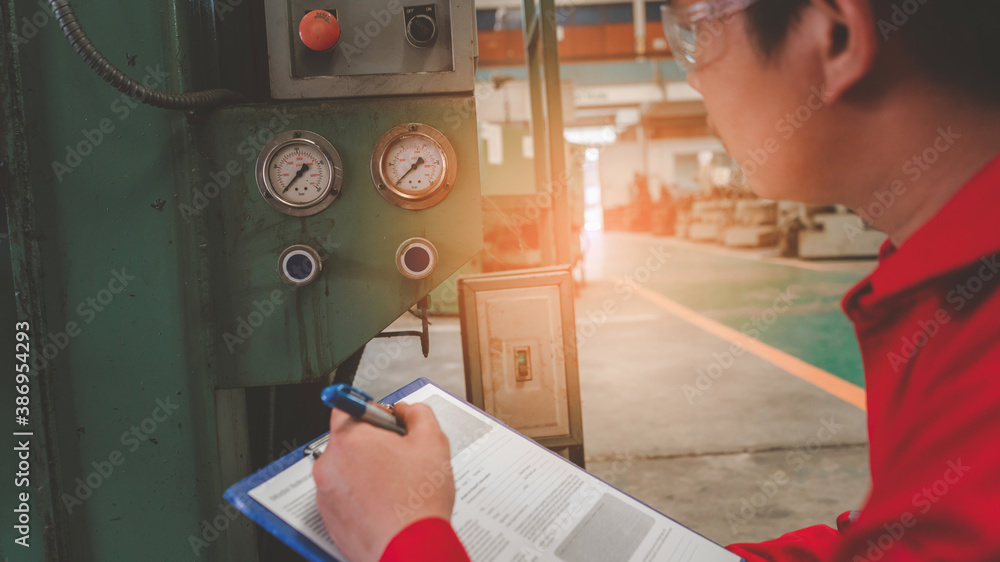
[320,384,407,436]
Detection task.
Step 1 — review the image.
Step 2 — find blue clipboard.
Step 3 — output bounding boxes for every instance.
[224,377,743,562]
[222,378,433,562]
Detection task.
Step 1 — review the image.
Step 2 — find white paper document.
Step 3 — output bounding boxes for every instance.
[247,384,741,562]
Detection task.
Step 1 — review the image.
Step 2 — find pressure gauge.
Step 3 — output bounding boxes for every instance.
[371,123,457,210]
[256,130,343,216]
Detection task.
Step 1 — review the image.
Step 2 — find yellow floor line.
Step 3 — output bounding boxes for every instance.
[633,285,867,411]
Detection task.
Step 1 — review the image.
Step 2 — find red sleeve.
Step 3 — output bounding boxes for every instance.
[380,517,470,562]
[726,513,850,561]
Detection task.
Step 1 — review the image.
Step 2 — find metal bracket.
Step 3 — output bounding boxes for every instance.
[374,296,431,357]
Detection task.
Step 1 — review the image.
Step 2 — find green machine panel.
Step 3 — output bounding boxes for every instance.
[198,100,482,388]
[0,0,482,560]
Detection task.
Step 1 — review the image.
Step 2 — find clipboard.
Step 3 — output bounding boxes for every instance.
[224,378,744,562]
[222,378,430,562]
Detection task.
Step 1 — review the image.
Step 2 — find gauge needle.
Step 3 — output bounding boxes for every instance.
[284,164,310,193]
[397,157,425,183]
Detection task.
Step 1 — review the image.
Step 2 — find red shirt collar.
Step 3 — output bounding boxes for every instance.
[844,152,1000,314]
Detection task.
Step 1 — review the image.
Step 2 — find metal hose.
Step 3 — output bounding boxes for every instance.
[48,0,242,110]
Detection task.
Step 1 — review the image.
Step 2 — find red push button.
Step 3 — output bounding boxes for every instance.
[299,10,341,52]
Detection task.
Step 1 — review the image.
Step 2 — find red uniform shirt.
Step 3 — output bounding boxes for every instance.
[382,154,1000,562]
[732,153,1000,560]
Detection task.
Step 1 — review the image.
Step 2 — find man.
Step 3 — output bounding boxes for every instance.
[313,0,1000,560]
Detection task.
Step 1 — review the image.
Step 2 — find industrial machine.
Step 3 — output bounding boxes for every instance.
[1,0,481,560]
[778,203,887,259]
[684,199,735,242]
[722,200,779,248]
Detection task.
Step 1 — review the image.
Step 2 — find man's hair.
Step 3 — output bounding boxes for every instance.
[743,0,1000,104]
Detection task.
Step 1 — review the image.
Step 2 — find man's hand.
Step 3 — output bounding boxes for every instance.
[312,402,456,562]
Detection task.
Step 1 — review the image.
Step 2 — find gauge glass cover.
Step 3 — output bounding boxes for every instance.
[371,123,457,210]
[256,130,343,217]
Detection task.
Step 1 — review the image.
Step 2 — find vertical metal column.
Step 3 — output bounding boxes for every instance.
[521,0,571,267]
[633,0,647,56]
[519,0,583,466]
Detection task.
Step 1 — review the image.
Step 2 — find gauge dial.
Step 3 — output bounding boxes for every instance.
[383,136,444,197]
[268,144,329,205]
[256,130,343,217]
[371,124,457,210]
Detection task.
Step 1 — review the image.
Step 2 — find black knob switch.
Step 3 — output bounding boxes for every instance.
[405,11,437,48]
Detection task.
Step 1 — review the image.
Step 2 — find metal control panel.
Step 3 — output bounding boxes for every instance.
[265,0,476,99]
[1,0,483,558]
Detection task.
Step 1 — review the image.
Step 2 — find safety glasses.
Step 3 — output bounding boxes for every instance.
[660,0,764,72]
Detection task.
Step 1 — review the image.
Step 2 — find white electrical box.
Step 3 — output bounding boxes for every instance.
[459,267,584,457]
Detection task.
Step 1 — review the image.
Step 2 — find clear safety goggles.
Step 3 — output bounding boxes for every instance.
[660,0,764,72]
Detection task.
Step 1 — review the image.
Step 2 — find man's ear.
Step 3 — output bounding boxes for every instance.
[807,0,879,103]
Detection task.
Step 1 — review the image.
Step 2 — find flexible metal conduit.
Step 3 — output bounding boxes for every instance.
[48,0,242,110]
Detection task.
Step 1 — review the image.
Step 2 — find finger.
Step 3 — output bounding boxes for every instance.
[328,409,392,451]
[328,408,356,432]
[394,402,442,436]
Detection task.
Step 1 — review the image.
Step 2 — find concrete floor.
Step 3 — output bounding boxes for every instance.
[352,232,872,548]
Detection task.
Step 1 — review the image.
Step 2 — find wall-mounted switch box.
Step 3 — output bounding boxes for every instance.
[459,267,583,450]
